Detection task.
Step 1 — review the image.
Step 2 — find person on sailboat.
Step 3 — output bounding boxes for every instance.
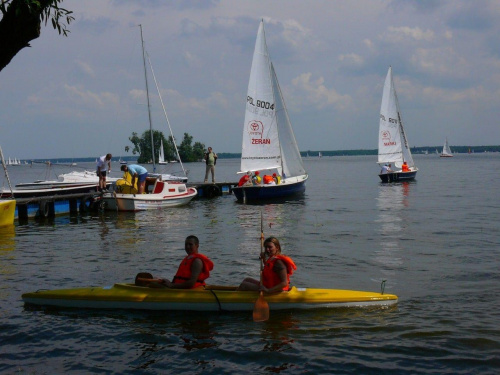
[203,147,217,183]
[263,174,276,185]
[96,153,112,192]
[402,161,410,172]
[120,164,148,194]
[238,237,297,293]
[135,235,214,289]
[272,173,281,185]
[238,171,253,187]
[252,171,262,185]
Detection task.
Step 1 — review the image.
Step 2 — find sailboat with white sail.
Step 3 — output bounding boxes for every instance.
[101,25,196,211]
[440,138,453,157]
[378,66,418,183]
[158,139,168,164]
[232,20,307,202]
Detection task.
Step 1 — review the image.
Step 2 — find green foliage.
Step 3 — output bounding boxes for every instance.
[192,142,205,162]
[128,130,176,164]
[128,131,203,163]
[177,133,206,162]
[1,0,74,36]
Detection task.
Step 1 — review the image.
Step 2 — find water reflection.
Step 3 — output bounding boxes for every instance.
[375,182,412,276]
[0,225,15,252]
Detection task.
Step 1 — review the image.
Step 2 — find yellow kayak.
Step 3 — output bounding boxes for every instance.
[22,284,397,311]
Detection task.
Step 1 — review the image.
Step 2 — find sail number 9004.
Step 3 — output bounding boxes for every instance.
[247,96,275,110]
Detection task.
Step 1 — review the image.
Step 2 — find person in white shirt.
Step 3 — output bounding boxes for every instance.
[96,154,112,192]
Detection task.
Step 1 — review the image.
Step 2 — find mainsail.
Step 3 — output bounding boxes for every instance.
[442,138,452,156]
[378,66,415,169]
[239,20,305,179]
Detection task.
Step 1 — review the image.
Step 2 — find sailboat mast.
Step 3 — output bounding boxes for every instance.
[146,53,188,177]
[139,24,156,172]
[0,146,14,195]
[391,68,411,163]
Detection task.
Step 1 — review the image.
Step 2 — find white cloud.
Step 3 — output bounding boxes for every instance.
[338,53,365,68]
[64,84,119,108]
[291,73,352,110]
[382,26,435,43]
[75,60,96,78]
[410,47,469,77]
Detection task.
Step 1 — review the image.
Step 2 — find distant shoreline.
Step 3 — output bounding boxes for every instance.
[16,145,500,163]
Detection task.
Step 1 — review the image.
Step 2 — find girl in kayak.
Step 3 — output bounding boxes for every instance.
[136,235,213,289]
[238,237,296,293]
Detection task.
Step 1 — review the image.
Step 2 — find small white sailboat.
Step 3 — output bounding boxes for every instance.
[377,66,418,183]
[101,25,195,211]
[232,20,307,201]
[440,138,453,158]
[158,139,168,164]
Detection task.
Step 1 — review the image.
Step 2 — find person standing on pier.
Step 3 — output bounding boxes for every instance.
[96,153,112,192]
[204,147,217,183]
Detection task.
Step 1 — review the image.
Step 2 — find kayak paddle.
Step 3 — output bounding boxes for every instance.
[253,210,269,322]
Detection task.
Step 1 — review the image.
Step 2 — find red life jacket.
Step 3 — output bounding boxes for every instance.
[238,175,250,187]
[262,255,297,291]
[172,253,214,288]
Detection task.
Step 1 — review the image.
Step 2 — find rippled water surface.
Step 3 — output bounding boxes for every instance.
[1,155,499,374]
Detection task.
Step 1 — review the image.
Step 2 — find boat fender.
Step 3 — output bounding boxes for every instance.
[38,200,50,218]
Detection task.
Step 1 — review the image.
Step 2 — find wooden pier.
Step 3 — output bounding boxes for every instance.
[12,182,238,221]
[14,192,99,220]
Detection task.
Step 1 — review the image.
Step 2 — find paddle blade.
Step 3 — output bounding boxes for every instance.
[253,292,269,322]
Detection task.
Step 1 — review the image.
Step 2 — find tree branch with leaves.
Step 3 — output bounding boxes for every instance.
[0,0,74,72]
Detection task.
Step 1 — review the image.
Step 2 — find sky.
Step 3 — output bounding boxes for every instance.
[1,0,500,159]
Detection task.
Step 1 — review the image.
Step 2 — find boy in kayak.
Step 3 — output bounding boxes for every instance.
[238,237,296,293]
[136,235,213,289]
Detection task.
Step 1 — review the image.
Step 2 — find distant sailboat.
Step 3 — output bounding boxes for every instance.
[440,138,453,158]
[377,66,418,183]
[158,139,168,164]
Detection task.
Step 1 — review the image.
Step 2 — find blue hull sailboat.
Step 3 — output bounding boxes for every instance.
[232,20,307,202]
[378,67,418,183]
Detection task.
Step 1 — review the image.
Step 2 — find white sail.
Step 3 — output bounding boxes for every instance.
[239,20,305,179]
[378,67,415,169]
[158,139,167,164]
[441,138,452,156]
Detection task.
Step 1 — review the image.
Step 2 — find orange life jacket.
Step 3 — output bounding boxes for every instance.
[263,175,274,184]
[402,163,409,172]
[262,255,297,291]
[172,253,214,288]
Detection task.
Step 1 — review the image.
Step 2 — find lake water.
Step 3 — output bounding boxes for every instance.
[1,154,499,374]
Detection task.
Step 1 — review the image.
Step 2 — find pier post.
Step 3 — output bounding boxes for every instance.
[69,199,78,214]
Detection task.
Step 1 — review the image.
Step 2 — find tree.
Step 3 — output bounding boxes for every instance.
[128,130,176,164]
[177,133,193,163]
[0,0,74,72]
[192,142,205,162]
